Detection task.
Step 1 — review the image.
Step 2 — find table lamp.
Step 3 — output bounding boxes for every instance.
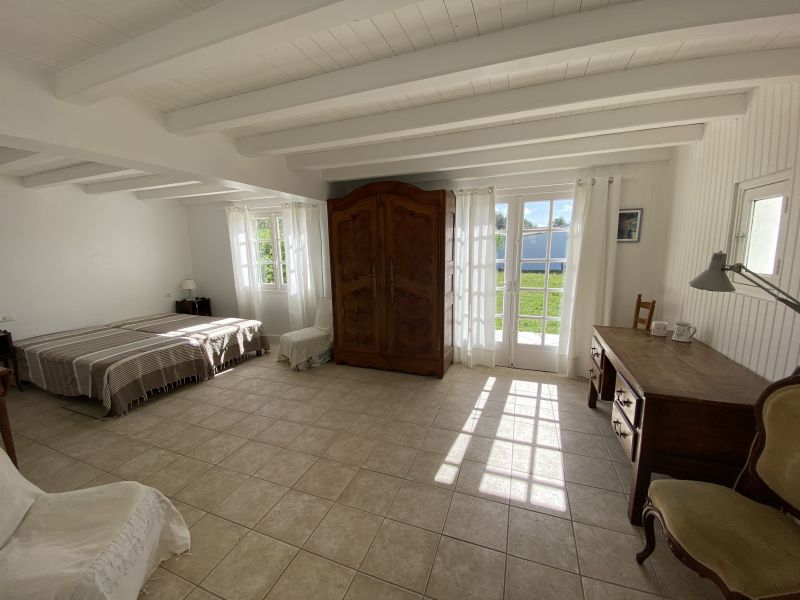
[690,251,800,375]
[181,279,198,300]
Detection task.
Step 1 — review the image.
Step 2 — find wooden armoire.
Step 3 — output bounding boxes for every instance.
[327,181,455,378]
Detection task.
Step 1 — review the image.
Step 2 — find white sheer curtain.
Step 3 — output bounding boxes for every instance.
[559,175,621,377]
[453,187,496,367]
[225,206,263,319]
[283,201,331,330]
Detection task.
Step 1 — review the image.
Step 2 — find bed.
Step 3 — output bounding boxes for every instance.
[15,326,213,416]
[106,314,269,371]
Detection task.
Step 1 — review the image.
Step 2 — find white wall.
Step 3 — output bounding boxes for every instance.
[662,82,800,380]
[184,203,292,337]
[598,162,674,327]
[0,178,193,339]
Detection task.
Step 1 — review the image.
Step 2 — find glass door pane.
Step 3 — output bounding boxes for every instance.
[495,202,509,343]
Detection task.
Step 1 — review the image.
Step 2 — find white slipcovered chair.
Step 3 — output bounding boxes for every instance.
[279,298,334,370]
[0,449,190,600]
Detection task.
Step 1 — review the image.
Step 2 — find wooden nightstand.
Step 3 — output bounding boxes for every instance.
[175,297,212,316]
[0,330,22,391]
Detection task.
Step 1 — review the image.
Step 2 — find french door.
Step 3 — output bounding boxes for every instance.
[495,195,574,371]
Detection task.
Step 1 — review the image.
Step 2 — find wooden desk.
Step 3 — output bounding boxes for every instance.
[588,326,769,525]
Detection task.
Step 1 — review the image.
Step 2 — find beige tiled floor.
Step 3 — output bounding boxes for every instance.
[2,355,725,600]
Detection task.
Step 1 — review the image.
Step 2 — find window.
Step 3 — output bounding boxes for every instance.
[729,173,791,291]
[252,213,287,290]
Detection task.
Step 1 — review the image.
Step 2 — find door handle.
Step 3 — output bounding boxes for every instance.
[372,258,377,300]
[389,258,394,304]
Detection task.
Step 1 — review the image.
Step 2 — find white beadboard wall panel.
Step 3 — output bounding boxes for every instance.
[661,82,800,380]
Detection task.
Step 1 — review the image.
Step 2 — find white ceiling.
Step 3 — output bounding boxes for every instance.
[3,0,800,189]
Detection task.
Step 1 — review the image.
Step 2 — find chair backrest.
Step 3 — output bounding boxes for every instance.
[0,449,44,547]
[632,294,656,330]
[736,376,800,517]
[314,298,333,332]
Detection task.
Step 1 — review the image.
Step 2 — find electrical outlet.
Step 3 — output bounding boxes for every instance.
[0,314,15,323]
[165,293,172,298]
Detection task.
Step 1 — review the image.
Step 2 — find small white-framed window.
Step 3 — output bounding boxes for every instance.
[729,172,792,293]
[251,213,287,291]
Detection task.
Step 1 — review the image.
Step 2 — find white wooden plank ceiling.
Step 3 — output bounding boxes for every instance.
[4,0,800,186]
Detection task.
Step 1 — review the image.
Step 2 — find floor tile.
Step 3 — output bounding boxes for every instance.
[171,500,207,527]
[255,489,333,547]
[293,459,358,500]
[133,419,192,446]
[344,573,422,600]
[287,426,340,455]
[582,577,662,600]
[112,447,180,480]
[361,520,440,593]
[283,403,329,424]
[363,442,418,477]
[211,477,288,527]
[337,468,403,515]
[143,455,214,496]
[222,414,276,439]
[159,426,219,454]
[314,410,361,432]
[303,503,383,568]
[196,408,248,432]
[562,453,622,492]
[426,536,505,600]
[324,433,378,466]
[218,440,282,474]
[186,589,222,600]
[256,420,307,446]
[141,567,194,600]
[567,482,638,535]
[560,430,612,460]
[174,466,249,511]
[574,522,661,595]
[406,451,460,489]
[507,506,578,573]
[163,514,248,584]
[455,459,511,503]
[387,480,453,533]
[505,556,583,600]
[187,433,247,464]
[443,492,508,552]
[265,551,355,600]
[201,531,297,600]
[649,544,725,600]
[509,472,571,518]
[254,448,318,487]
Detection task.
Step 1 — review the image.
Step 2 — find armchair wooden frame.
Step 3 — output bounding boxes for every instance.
[636,375,800,600]
[632,294,656,330]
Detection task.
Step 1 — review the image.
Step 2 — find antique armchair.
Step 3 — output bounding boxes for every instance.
[636,375,800,600]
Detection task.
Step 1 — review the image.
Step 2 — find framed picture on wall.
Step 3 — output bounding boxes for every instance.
[617,208,643,243]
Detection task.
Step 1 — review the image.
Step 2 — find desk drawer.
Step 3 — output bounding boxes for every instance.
[614,373,641,427]
[611,403,637,462]
[590,336,603,371]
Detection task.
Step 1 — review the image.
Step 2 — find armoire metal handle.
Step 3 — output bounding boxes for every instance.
[372,258,377,299]
[389,258,394,304]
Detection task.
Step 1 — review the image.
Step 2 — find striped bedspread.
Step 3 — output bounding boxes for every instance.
[15,326,212,415]
[106,313,269,369]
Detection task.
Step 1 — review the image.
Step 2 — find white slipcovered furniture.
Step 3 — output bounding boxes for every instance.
[279,298,334,370]
[0,449,190,600]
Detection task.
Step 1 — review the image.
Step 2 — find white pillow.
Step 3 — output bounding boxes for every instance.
[0,450,43,547]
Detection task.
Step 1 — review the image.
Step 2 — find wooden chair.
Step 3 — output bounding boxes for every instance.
[636,376,800,600]
[632,294,656,330]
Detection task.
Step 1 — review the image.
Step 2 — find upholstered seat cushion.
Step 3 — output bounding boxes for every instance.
[650,479,800,600]
[279,326,332,370]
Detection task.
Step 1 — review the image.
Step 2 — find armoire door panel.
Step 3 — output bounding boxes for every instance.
[383,194,440,358]
[329,203,381,354]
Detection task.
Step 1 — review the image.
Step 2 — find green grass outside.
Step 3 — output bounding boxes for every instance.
[495,270,564,334]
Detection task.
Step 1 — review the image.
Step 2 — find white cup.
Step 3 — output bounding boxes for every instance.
[651,321,668,337]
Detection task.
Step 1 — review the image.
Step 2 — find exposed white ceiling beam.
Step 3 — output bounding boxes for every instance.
[240,47,800,156]
[320,125,702,181]
[168,0,800,136]
[400,148,676,185]
[180,191,277,205]
[0,147,36,167]
[288,95,746,170]
[84,174,197,194]
[136,183,239,201]
[22,163,137,188]
[55,0,421,104]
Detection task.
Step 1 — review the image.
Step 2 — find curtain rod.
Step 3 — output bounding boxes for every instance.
[455,186,494,196]
[576,176,615,187]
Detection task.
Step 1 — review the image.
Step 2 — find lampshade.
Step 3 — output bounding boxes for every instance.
[689,252,736,292]
[181,279,197,291]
